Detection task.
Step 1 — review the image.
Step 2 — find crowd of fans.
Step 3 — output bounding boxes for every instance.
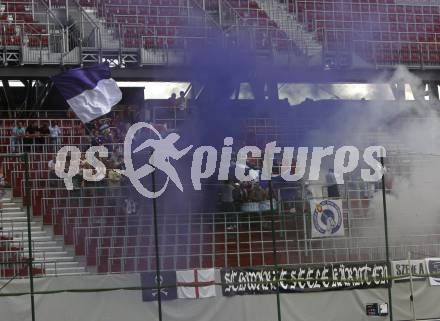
[219,154,280,218]
[23,108,139,219]
[167,91,188,111]
[11,121,61,153]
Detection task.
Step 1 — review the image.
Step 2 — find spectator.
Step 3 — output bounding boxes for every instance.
[168,93,177,108]
[98,119,111,135]
[49,121,62,151]
[303,181,313,213]
[48,156,55,172]
[115,119,128,137]
[110,151,124,170]
[325,168,340,198]
[47,156,59,186]
[102,128,116,152]
[107,168,122,187]
[176,91,187,111]
[221,180,235,212]
[220,180,236,230]
[255,185,268,202]
[24,121,39,152]
[38,122,50,151]
[91,130,105,147]
[72,161,84,191]
[84,121,96,136]
[11,121,25,153]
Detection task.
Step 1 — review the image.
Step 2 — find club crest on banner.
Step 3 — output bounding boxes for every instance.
[426,258,440,286]
[310,199,344,238]
[140,271,177,301]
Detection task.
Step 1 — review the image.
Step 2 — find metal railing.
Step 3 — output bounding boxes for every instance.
[152,105,187,129]
[0,0,81,65]
[355,39,440,69]
[0,141,124,154]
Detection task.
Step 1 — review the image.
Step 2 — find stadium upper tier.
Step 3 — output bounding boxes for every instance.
[0,0,440,68]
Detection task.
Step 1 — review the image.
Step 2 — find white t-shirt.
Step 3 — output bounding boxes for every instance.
[49,126,61,137]
[48,160,55,171]
[176,97,187,110]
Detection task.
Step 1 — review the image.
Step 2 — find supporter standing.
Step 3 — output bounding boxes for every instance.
[11,121,25,153]
[107,168,122,188]
[24,121,39,152]
[220,180,236,231]
[325,168,340,198]
[48,156,58,187]
[168,93,177,108]
[176,91,187,111]
[49,121,62,152]
[38,122,50,152]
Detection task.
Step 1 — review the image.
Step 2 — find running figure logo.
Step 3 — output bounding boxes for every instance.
[123,122,193,198]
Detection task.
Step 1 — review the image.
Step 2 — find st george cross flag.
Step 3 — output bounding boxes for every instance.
[176,268,216,299]
[51,63,122,123]
[140,271,178,301]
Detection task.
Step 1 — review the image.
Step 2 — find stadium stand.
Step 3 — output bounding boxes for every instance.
[3,2,440,321]
[1,102,439,278]
[290,0,440,67]
[2,0,440,67]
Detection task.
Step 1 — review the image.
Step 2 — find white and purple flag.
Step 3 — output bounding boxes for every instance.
[51,63,122,123]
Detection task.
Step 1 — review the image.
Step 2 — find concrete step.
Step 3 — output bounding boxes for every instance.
[1,197,88,278]
[1,226,43,233]
[1,206,23,211]
[12,240,57,247]
[1,222,41,229]
[2,218,40,224]
[34,251,68,258]
[44,261,81,268]
[45,268,87,276]
[26,246,65,253]
[0,216,34,223]
[34,256,75,263]
[255,0,322,60]
[0,211,27,218]
[45,271,88,276]
[11,234,53,242]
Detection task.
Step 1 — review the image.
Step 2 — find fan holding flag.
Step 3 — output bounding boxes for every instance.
[51,63,122,123]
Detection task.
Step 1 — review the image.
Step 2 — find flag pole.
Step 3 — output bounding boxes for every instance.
[268,180,282,321]
[408,251,417,321]
[151,166,163,321]
[380,156,393,321]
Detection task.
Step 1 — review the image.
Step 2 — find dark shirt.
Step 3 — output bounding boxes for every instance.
[26,125,38,135]
[39,126,50,135]
[37,126,50,144]
[24,125,39,144]
[221,184,235,203]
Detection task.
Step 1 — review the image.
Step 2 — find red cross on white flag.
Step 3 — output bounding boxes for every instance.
[176,268,216,299]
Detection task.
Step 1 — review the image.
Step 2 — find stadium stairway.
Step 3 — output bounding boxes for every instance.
[79,8,121,50]
[254,0,322,63]
[1,196,88,277]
